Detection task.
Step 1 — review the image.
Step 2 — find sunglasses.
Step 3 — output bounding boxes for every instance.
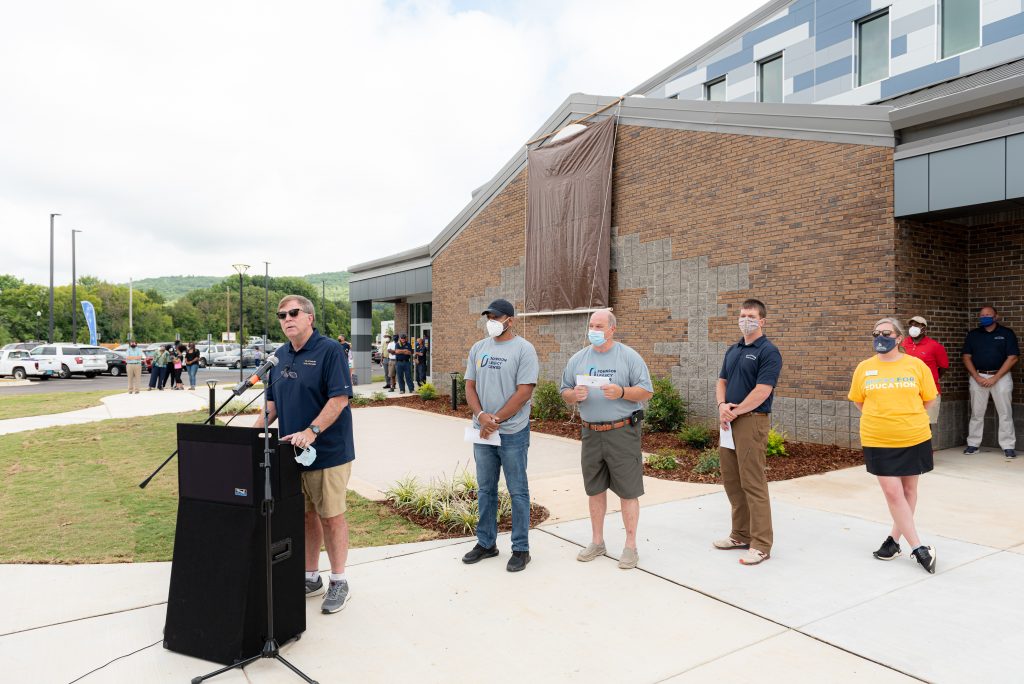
[280,364,298,379]
[276,308,304,320]
[872,330,897,338]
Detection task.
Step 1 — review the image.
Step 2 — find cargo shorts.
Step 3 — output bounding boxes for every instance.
[581,420,645,499]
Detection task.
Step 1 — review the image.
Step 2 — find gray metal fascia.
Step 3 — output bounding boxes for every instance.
[629,0,795,97]
[348,244,431,277]
[894,114,1024,159]
[889,74,1024,130]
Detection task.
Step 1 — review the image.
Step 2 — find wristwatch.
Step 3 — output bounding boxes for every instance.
[308,425,321,437]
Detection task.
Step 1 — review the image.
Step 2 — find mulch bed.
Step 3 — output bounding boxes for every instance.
[356,395,864,484]
[381,500,550,539]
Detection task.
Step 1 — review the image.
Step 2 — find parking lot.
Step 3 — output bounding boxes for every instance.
[0,367,246,396]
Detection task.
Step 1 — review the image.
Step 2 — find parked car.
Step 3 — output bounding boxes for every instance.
[197,343,239,368]
[213,347,261,369]
[0,349,60,380]
[371,345,382,365]
[80,346,129,377]
[2,341,47,352]
[28,344,107,378]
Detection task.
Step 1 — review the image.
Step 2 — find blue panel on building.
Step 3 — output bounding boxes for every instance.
[1007,134,1024,200]
[815,56,853,83]
[929,139,1006,211]
[881,57,961,99]
[707,47,754,80]
[895,156,929,217]
[891,34,907,57]
[983,12,1024,46]
[742,4,814,49]
[815,0,871,48]
[794,69,815,91]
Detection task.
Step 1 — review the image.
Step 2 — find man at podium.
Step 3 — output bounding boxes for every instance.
[253,294,355,615]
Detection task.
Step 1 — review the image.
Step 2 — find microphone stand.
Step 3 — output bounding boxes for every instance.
[191,371,318,684]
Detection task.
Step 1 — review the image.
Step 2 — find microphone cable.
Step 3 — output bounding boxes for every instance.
[66,638,162,683]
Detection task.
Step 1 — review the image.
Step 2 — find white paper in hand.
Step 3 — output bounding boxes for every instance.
[719,425,735,450]
[576,374,610,388]
[464,426,501,446]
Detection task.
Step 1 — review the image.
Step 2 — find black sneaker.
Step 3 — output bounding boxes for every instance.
[506,550,531,572]
[912,545,936,574]
[305,574,325,597]
[462,544,499,564]
[963,446,979,454]
[872,535,902,561]
[1005,449,1017,461]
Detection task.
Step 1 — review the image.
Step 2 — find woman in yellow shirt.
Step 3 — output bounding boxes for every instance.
[848,317,938,574]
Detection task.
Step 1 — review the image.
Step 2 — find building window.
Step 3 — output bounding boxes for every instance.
[758,54,783,103]
[705,77,726,101]
[408,302,432,344]
[941,0,980,58]
[857,10,889,86]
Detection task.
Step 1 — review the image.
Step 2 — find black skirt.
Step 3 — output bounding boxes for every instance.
[863,439,933,476]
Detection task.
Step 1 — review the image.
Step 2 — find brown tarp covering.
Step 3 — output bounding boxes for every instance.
[525,115,615,313]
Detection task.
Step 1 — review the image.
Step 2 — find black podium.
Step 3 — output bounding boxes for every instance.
[163,424,306,666]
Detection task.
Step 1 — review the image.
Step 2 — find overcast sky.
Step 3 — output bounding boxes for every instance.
[1,0,765,286]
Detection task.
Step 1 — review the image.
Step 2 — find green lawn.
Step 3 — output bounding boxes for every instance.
[0,411,437,563]
[0,388,122,420]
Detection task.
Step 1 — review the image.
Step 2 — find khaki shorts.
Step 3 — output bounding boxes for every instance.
[387,362,397,378]
[301,462,352,519]
[581,420,645,499]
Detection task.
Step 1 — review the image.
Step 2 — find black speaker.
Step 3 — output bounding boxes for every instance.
[163,425,306,665]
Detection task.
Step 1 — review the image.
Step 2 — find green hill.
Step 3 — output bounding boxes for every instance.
[125,272,351,302]
[302,272,351,300]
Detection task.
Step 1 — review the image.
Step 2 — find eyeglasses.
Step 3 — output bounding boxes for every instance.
[277,308,304,320]
[280,364,298,379]
[872,330,897,338]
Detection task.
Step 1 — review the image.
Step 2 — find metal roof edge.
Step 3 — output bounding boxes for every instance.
[629,0,794,97]
[889,72,1024,130]
[349,244,430,276]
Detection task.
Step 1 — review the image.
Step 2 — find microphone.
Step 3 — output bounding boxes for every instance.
[232,355,279,395]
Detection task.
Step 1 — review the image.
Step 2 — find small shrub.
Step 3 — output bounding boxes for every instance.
[644,376,688,433]
[644,451,679,470]
[678,422,713,449]
[693,447,721,475]
[417,382,438,400]
[384,476,421,509]
[412,488,440,517]
[223,400,262,415]
[497,488,513,520]
[766,428,787,457]
[371,390,388,402]
[455,372,467,405]
[531,379,568,421]
[455,468,477,494]
[349,395,371,407]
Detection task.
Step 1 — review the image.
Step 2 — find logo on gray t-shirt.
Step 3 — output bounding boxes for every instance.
[465,335,540,434]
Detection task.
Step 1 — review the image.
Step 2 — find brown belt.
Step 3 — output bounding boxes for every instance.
[582,417,631,432]
[735,411,769,418]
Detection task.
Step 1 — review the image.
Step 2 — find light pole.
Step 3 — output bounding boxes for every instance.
[232,264,250,382]
[71,229,82,343]
[36,310,42,341]
[48,213,60,342]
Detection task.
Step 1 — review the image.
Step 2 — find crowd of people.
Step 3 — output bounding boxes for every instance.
[380,332,430,393]
[219,291,1017,618]
[123,341,202,393]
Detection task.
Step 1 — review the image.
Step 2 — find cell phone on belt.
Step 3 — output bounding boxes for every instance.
[630,410,644,425]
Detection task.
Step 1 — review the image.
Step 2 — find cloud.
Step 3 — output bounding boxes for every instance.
[0,0,765,285]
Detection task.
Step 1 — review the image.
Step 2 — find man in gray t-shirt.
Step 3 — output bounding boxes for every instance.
[462,298,539,573]
[561,309,653,570]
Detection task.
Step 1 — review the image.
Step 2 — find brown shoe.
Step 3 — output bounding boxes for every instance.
[738,548,770,565]
[713,537,750,550]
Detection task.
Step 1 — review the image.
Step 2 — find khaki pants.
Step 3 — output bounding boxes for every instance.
[719,413,773,555]
[127,364,141,393]
[968,374,1015,449]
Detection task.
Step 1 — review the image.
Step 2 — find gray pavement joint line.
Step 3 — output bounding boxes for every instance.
[535,527,927,683]
[0,601,167,638]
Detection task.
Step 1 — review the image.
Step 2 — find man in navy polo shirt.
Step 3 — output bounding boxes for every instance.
[253,294,355,614]
[715,298,783,566]
[962,305,1019,460]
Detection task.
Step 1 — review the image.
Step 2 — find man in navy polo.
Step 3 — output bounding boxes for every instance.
[715,298,783,566]
[962,305,1019,460]
[253,294,355,614]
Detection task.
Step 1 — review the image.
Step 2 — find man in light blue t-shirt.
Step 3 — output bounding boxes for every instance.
[560,309,653,570]
[462,298,539,573]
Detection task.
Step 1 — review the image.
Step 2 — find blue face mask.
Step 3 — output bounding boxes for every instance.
[873,336,898,354]
[979,316,995,327]
[588,330,606,346]
[294,444,317,467]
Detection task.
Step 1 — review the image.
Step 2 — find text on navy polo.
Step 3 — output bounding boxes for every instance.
[719,335,783,413]
[962,324,1020,371]
[266,329,355,470]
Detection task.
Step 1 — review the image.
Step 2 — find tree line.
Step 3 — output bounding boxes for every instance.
[0,273,392,346]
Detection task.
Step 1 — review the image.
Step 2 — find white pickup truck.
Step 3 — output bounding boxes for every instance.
[0,349,60,380]
[28,344,107,378]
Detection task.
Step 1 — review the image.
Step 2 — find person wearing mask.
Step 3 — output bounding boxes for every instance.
[902,316,948,425]
[380,334,392,390]
[962,305,1019,460]
[714,299,783,566]
[560,309,653,569]
[253,295,355,614]
[152,345,170,391]
[184,342,201,390]
[849,317,938,574]
[386,335,398,392]
[173,343,186,390]
[394,333,414,393]
[337,334,351,356]
[125,340,144,394]
[414,337,426,389]
[463,298,539,572]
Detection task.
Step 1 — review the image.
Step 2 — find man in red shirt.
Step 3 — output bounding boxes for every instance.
[903,315,949,424]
